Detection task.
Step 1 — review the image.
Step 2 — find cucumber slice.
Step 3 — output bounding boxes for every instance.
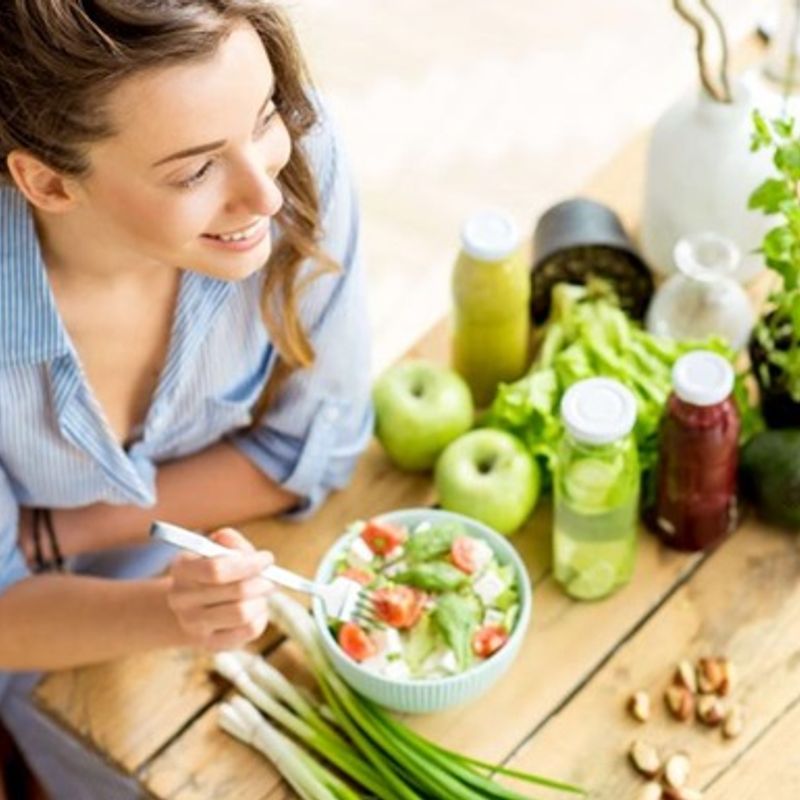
[564,457,622,512]
[566,561,617,601]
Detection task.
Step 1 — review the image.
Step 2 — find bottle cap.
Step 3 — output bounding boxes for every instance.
[672,351,734,406]
[560,377,637,445]
[460,209,520,261]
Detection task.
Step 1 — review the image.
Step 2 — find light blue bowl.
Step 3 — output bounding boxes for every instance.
[312,508,532,714]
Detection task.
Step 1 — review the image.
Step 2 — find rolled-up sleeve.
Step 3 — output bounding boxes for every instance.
[0,464,26,596]
[228,103,373,516]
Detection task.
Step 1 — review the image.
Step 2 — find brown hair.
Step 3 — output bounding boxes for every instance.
[0,0,335,421]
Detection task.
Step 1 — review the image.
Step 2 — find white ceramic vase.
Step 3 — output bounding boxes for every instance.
[640,82,773,283]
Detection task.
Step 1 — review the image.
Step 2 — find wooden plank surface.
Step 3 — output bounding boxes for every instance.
[35,31,789,800]
[705,696,800,799]
[501,517,800,798]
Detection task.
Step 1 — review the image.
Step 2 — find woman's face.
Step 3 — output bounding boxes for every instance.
[73,21,291,282]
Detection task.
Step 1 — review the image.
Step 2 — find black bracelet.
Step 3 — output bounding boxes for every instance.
[31,508,65,573]
[30,507,47,572]
[41,509,65,572]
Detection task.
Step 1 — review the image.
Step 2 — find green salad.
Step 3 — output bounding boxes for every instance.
[330,517,520,680]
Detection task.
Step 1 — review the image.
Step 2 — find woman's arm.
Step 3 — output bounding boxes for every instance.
[21,441,298,560]
[1,528,275,671]
[0,573,186,670]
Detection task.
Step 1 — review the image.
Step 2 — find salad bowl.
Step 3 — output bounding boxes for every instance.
[312,508,532,713]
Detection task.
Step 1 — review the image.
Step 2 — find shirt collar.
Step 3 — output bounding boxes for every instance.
[0,184,242,372]
[0,186,71,367]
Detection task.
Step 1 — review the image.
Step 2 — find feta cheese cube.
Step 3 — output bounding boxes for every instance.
[349,536,375,566]
[372,627,403,657]
[483,609,506,627]
[439,650,459,674]
[471,540,494,572]
[383,559,408,578]
[383,659,411,681]
[472,571,506,605]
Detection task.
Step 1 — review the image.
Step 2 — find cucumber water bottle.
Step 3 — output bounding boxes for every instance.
[554,378,640,601]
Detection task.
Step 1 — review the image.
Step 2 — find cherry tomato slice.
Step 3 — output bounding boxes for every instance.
[372,586,426,628]
[361,520,407,556]
[340,566,375,586]
[338,622,377,662]
[451,536,481,574]
[472,624,509,658]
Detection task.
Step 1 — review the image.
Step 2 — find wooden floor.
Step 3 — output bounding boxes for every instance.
[289,0,758,373]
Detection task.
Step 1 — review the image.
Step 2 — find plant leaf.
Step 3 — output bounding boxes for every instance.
[775,140,800,180]
[748,178,795,213]
[751,109,773,151]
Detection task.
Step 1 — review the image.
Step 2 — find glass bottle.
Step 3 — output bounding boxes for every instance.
[645,232,755,352]
[451,210,531,407]
[554,378,640,601]
[649,351,740,552]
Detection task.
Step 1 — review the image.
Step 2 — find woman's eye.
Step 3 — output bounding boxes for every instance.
[256,108,280,137]
[175,159,215,190]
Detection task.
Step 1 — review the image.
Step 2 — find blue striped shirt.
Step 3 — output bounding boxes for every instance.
[0,105,373,596]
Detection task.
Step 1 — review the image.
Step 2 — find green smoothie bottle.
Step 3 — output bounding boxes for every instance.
[452,210,531,407]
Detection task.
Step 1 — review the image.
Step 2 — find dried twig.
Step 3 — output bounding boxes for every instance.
[673,0,728,103]
[699,0,732,101]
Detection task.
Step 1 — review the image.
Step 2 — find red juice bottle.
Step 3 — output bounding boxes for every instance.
[651,351,740,551]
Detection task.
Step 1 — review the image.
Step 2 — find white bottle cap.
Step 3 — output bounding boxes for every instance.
[672,350,734,406]
[460,209,520,261]
[560,377,637,445]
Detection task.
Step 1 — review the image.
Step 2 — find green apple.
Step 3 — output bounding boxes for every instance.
[373,360,474,471]
[435,429,540,535]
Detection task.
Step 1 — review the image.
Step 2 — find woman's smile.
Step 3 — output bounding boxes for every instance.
[201,217,270,251]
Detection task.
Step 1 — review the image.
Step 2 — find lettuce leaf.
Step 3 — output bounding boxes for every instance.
[485,282,761,486]
[404,612,441,674]
[433,593,481,671]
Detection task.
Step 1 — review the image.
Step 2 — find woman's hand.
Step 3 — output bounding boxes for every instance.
[166,528,276,651]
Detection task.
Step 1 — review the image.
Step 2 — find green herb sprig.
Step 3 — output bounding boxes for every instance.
[748,112,800,401]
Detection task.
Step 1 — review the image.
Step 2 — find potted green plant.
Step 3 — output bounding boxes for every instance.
[748,112,800,427]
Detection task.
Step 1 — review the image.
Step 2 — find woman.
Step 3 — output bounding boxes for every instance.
[0,1,372,796]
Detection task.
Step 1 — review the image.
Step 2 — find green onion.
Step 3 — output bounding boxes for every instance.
[219,695,339,800]
[215,652,396,799]
[215,593,586,799]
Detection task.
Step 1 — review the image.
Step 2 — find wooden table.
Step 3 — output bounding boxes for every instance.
[34,38,800,800]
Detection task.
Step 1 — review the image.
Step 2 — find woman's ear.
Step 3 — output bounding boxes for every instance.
[5,150,81,213]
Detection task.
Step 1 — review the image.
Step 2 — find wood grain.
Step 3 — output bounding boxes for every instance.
[705,694,800,799]
[501,518,800,799]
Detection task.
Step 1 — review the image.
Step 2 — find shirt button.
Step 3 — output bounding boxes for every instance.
[323,406,340,423]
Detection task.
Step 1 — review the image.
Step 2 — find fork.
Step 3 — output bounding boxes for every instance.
[150,521,377,624]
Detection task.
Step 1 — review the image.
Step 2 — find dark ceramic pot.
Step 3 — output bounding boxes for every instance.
[531,197,654,323]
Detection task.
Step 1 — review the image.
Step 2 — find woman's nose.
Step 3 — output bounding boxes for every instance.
[225,155,284,218]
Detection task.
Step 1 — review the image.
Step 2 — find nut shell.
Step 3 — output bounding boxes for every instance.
[664,752,691,789]
[674,660,698,694]
[696,694,725,727]
[697,658,725,695]
[665,685,695,722]
[629,739,661,778]
[723,705,744,739]
[640,781,664,800]
[629,690,651,723]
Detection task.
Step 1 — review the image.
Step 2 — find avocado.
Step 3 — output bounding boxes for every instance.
[741,429,800,528]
